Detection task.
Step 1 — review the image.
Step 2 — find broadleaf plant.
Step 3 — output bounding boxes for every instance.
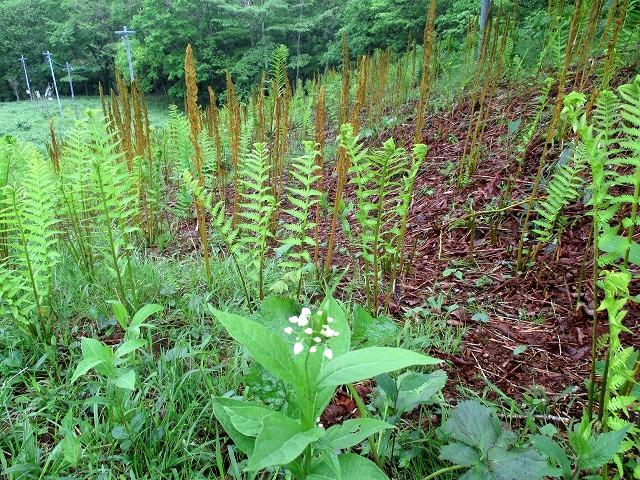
[209,294,441,478]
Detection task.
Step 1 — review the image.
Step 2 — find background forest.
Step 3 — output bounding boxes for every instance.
[0,0,547,100]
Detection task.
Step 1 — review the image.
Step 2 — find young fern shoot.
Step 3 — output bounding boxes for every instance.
[277,141,321,299]
[183,170,253,312]
[341,124,426,313]
[238,143,275,301]
[0,148,59,339]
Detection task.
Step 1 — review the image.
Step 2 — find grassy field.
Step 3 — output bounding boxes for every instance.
[0,95,172,145]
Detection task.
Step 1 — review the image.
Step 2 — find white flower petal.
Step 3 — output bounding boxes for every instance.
[289,316,299,324]
[309,346,317,353]
[313,337,322,343]
[327,316,334,323]
[284,327,293,335]
[297,317,309,327]
[324,348,333,360]
[304,327,313,335]
[293,342,304,355]
[301,307,311,317]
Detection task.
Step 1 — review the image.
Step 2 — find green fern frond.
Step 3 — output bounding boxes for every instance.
[277,141,321,297]
[532,144,585,244]
[0,147,59,338]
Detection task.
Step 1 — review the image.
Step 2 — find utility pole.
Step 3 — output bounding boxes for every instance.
[44,51,63,117]
[19,55,33,100]
[66,61,79,118]
[115,25,136,82]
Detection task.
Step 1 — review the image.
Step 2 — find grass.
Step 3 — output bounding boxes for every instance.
[0,95,172,145]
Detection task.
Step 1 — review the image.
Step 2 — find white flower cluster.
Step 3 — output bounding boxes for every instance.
[284,307,339,360]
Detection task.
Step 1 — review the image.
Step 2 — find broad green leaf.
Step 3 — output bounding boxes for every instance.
[114,339,147,358]
[581,427,629,470]
[258,296,300,330]
[70,358,104,384]
[439,442,480,466]
[440,400,501,454]
[351,304,373,342]
[62,435,81,466]
[211,309,300,387]
[395,370,447,413]
[224,404,277,437]
[309,453,388,480]
[324,418,393,450]
[111,368,136,390]
[211,397,256,455]
[79,337,115,378]
[485,447,551,480]
[245,413,324,471]
[531,434,571,478]
[108,300,129,329]
[318,347,440,388]
[131,304,163,327]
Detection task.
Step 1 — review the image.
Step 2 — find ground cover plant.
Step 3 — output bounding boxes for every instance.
[1,0,640,479]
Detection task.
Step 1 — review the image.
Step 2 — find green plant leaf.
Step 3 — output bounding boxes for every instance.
[114,339,147,359]
[70,358,104,384]
[323,418,393,450]
[62,435,81,466]
[79,337,115,378]
[440,400,501,453]
[530,434,571,478]
[211,309,301,387]
[111,368,136,390]
[512,345,527,356]
[439,442,480,466]
[131,303,163,326]
[109,300,129,329]
[440,401,553,480]
[245,413,324,471]
[580,427,629,470]
[318,347,440,388]
[224,404,277,437]
[309,453,388,480]
[211,397,256,455]
[258,296,300,330]
[471,311,490,323]
[395,370,447,413]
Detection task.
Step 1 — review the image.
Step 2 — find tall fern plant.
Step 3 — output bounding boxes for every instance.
[0,147,59,339]
[276,141,321,298]
[563,76,640,421]
[238,143,275,301]
[85,114,140,308]
[341,124,426,313]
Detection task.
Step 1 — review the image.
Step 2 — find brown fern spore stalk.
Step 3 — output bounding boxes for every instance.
[226,71,242,226]
[313,86,327,270]
[185,44,212,280]
[415,0,438,144]
[324,33,351,274]
[207,86,225,200]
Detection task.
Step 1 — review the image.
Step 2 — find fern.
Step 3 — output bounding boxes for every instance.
[531,144,585,244]
[596,271,638,475]
[276,141,321,298]
[342,123,423,313]
[237,143,275,301]
[85,113,140,307]
[0,149,59,339]
[183,170,252,311]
